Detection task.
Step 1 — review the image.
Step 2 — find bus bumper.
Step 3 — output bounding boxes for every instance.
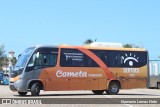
[9,79,28,92]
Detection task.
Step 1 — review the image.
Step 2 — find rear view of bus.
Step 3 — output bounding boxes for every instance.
[9,43,149,96]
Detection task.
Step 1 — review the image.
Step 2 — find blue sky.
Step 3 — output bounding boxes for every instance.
[0,0,160,59]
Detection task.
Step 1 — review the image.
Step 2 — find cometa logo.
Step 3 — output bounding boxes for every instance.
[56,70,87,77]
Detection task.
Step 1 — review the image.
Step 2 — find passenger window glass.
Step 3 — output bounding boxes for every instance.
[60,49,99,67]
[35,53,57,69]
[29,48,58,69]
[91,50,147,68]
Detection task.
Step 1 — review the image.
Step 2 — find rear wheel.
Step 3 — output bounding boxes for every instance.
[92,90,104,95]
[106,82,120,95]
[31,82,40,96]
[18,92,27,96]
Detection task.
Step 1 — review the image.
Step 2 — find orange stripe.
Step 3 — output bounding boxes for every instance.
[75,47,115,79]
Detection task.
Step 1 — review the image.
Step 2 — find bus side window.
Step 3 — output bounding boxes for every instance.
[35,53,57,68]
[33,48,58,69]
[100,53,108,65]
[43,55,47,65]
[60,53,72,66]
[60,48,99,67]
[35,53,43,68]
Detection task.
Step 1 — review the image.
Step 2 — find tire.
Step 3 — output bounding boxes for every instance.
[105,90,110,94]
[31,82,40,96]
[92,90,104,95]
[157,83,160,89]
[106,82,120,95]
[18,92,27,96]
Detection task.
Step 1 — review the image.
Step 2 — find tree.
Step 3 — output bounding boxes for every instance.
[0,44,6,70]
[123,44,133,48]
[10,57,17,66]
[2,56,8,72]
[83,39,94,45]
[123,44,140,48]
[0,44,5,58]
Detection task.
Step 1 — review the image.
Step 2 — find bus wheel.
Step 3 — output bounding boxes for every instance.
[106,82,119,95]
[157,83,160,89]
[18,92,27,96]
[92,90,104,95]
[31,82,40,96]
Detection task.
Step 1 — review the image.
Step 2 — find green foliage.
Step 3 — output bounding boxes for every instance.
[0,56,8,70]
[0,44,5,58]
[123,44,133,48]
[0,44,17,71]
[10,57,17,66]
[83,39,93,45]
[0,44,6,70]
[123,44,140,48]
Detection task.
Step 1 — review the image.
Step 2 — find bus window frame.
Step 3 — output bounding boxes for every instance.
[25,47,58,72]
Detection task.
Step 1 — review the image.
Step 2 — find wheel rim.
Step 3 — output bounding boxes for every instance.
[111,84,118,93]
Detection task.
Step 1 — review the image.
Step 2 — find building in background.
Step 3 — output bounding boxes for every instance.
[149,60,160,76]
[2,51,16,74]
[149,60,160,88]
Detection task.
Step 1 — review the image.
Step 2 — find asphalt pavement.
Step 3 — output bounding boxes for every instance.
[0,85,160,107]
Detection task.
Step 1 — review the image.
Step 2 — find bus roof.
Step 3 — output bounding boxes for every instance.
[59,45,147,51]
[33,44,147,52]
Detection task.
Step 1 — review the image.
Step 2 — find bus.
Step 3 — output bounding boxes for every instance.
[9,43,149,96]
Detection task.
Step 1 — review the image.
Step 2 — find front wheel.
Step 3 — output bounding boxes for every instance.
[18,92,27,96]
[31,82,40,96]
[106,82,120,95]
[92,90,104,95]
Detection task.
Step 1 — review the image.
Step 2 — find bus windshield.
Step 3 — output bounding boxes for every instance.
[14,47,35,70]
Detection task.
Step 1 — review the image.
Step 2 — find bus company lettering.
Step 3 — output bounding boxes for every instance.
[56,70,87,77]
[123,68,139,73]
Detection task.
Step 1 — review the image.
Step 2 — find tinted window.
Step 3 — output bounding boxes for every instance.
[91,50,147,68]
[34,48,58,69]
[60,49,99,67]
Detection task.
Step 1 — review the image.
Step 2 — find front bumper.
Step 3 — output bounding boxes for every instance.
[9,79,28,92]
[9,83,17,91]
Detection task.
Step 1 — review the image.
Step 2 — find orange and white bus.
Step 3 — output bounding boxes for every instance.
[9,43,149,96]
